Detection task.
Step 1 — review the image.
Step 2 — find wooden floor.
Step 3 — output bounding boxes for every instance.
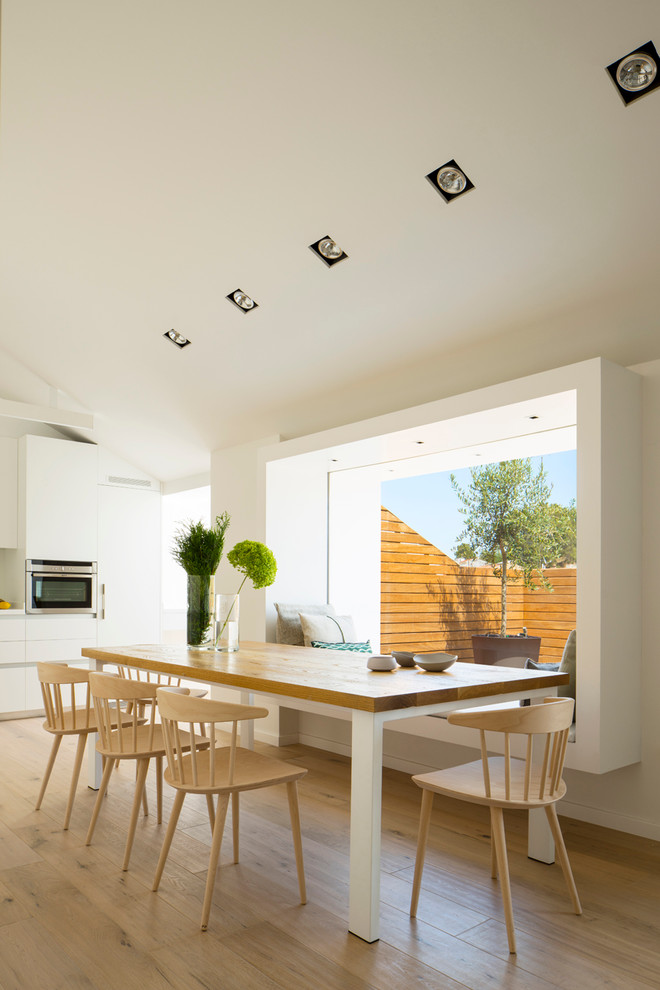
[0,718,658,990]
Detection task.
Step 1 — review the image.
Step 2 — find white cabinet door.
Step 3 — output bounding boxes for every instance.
[21,435,98,560]
[97,486,161,647]
[0,667,25,714]
[0,438,18,548]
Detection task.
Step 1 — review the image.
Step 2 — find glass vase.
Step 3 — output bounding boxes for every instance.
[214,593,240,652]
[186,574,215,648]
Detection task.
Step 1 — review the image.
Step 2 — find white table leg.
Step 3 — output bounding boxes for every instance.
[239,690,255,749]
[87,658,103,789]
[348,709,383,942]
[528,807,555,863]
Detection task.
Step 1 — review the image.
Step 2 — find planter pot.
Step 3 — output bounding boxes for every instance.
[471,634,541,666]
[186,574,215,648]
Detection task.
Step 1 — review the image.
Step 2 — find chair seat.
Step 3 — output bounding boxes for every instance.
[43,707,135,735]
[96,723,189,760]
[164,745,307,794]
[413,756,568,810]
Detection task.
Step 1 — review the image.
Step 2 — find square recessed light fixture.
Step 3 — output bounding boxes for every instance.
[227,289,258,313]
[309,235,348,267]
[606,41,659,104]
[426,160,474,202]
[163,329,191,348]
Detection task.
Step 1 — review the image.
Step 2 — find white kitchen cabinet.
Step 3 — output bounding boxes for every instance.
[97,485,161,647]
[0,616,26,715]
[19,435,98,560]
[0,438,18,548]
[0,667,26,714]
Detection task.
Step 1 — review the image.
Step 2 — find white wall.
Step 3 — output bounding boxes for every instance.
[209,358,659,838]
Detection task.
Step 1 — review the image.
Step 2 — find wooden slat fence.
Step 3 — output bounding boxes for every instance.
[381,507,576,662]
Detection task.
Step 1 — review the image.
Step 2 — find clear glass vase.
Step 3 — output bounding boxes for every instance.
[214,593,240,652]
[186,574,215,648]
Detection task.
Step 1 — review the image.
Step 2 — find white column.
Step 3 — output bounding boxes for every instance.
[348,709,384,942]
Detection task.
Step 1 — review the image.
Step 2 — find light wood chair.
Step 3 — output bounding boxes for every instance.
[152,689,308,931]
[116,665,207,821]
[85,672,195,870]
[410,697,581,953]
[35,662,132,829]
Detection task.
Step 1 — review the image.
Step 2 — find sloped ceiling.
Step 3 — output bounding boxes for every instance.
[1,1,659,480]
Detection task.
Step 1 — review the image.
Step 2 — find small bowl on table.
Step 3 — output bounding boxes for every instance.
[392,651,417,668]
[413,652,458,672]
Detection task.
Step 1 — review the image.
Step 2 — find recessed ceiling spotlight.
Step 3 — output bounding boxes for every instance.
[528,415,540,420]
[426,159,474,203]
[227,289,259,313]
[309,235,348,267]
[415,440,425,444]
[606,41,659,104]
[163,329,191,348]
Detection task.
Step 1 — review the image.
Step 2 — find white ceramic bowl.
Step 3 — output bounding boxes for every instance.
[367,655,397,671]
[413,652,458,672]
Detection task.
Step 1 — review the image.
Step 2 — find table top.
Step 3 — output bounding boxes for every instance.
[81,642,569,714]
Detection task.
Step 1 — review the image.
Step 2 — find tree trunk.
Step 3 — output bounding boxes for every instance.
[500,542,507,635]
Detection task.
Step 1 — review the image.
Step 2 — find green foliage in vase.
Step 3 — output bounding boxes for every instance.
[227,540,278,591]
[186,574,213,646]
[171,512,231,575]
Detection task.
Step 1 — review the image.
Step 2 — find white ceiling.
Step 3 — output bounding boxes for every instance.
[0,1,659,481]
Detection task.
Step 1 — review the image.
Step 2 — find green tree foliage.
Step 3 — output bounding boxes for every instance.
[450,459,574,635]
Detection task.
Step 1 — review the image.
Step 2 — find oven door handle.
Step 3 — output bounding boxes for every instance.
[100,584,106,620]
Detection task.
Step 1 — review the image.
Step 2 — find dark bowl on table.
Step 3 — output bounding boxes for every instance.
[392,651,417,668]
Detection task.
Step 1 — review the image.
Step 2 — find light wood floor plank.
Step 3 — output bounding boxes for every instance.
[0,716,657,990]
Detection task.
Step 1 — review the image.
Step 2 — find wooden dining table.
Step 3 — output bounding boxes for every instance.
[81,641,569,943]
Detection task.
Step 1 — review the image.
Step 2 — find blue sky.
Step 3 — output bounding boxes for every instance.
[381,451,576,556]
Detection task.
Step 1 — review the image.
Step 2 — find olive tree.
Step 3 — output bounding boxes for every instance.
[450,458,567,635]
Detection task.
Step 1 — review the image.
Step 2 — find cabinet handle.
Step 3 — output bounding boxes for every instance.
[100,584,106,620]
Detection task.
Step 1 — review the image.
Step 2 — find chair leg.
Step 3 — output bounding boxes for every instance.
[153,789,185,891]
[140,762,149,817]
[123,758,150,871]
[63,733,88,830]
[410,788,434,918]
[287,781,306,904]
[201,794,229,931]
[206,793,215,833]
[491,806,516,954]
[490,835,498,879]
[232,792,239,864]
[86,756,116,845]
[156,756,163,825]
[545,804,582,915]
[35,735,63,810]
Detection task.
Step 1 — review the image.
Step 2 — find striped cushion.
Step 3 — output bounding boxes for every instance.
[311,640,372,653]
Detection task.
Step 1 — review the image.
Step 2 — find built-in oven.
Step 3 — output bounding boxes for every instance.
[26,560,98,614]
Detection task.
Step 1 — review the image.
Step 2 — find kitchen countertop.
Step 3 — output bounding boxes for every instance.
[0,608,26,615]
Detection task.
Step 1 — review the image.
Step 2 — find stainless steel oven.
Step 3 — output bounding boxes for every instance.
[26,560,98,614]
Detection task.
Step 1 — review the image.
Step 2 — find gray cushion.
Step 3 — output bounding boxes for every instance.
[559,629,577,701]
[299,612,356,647]
[274,602,336,646]
[521,658,560,706]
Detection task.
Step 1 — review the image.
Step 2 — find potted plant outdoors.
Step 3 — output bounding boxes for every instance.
[171,512,231,647]
[214,540,277,652]
[451,458,576,665]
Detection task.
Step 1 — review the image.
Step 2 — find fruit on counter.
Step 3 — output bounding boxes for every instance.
[0,600,11,609]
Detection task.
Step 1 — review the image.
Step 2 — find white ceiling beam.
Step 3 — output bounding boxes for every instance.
[0,397,94,431]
